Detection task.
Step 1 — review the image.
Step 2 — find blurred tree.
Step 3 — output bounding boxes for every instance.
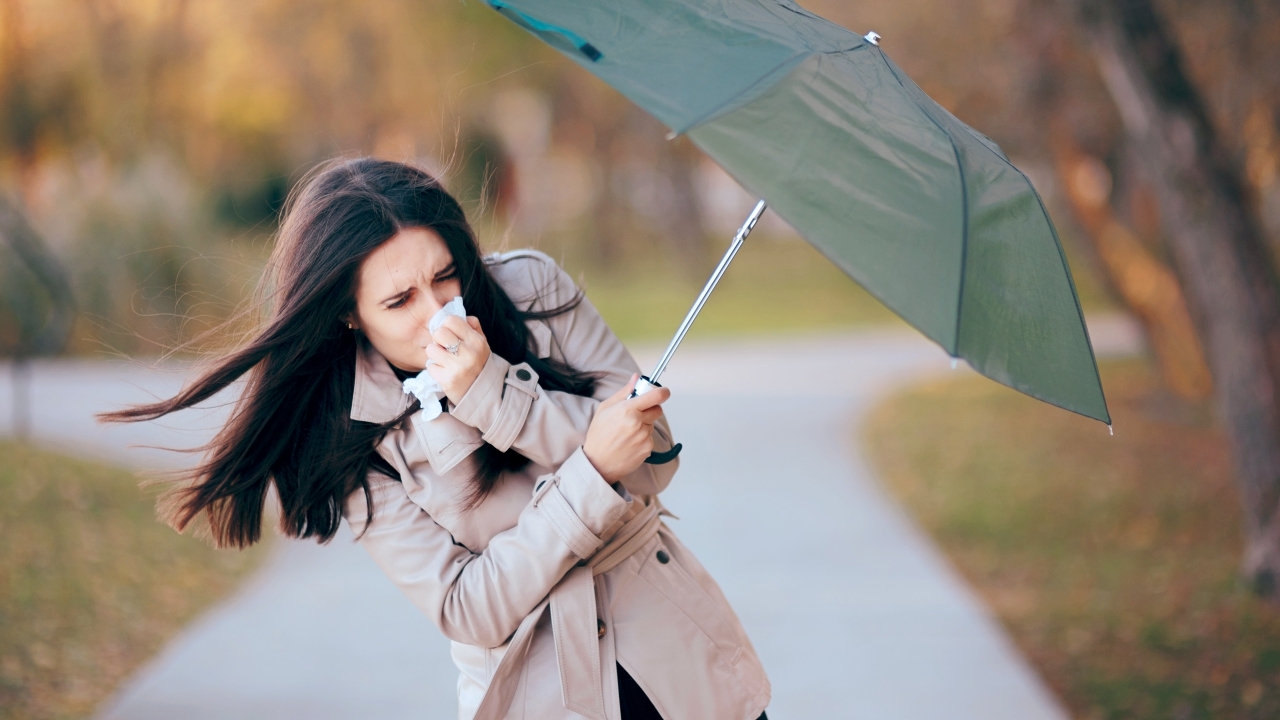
[1007,0,1213,400]
[0,0,731,360]
[0,0,550,355]
[552,77,710,274]
[600,101,711,274]
[0,196,75,436]
[652,135,711,274]
[0,0,78,434]
[1069,0,1280,596]
[1051,136,1212,399]
[451,127,516,221]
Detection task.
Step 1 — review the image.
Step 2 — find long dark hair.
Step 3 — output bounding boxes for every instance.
[100,157,595,548]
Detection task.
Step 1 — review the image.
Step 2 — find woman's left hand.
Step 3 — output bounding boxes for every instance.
[424,315,491,404]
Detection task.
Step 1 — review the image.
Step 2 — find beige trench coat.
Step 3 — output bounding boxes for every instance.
[342,250,770,720]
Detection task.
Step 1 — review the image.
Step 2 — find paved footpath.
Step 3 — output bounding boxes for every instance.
[1,318,1138,719]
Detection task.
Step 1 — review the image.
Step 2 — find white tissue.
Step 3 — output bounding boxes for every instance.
[429,295,466,335]
[401,296,466,421]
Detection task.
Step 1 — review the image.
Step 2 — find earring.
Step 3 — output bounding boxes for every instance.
[346,321,355,330]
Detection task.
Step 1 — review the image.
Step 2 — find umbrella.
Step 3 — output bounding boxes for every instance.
[484,0,1111,461]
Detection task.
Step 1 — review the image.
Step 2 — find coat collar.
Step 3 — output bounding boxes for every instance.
[350,336,414,424]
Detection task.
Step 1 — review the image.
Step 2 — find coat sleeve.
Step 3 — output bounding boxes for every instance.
[449,253,677,496]
[344,447,630,648]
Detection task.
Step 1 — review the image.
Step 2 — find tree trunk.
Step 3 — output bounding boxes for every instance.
[10,355,29,438]
[1082,0,1280,595]
[1050,131,1212,399]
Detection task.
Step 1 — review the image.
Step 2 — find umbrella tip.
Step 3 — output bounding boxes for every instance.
[1108,424,1114,436]
[950,357,958,370]
[864,31,881,46]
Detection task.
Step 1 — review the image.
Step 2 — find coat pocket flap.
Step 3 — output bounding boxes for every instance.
[412,412,484,476]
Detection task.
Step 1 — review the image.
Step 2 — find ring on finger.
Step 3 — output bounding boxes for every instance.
[444,341,461,355]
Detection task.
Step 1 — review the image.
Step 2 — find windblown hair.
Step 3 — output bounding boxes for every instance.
[100,158,595,548]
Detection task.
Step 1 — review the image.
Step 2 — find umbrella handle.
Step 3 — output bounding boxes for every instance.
[631,376,683,465]
[645,445,683,465]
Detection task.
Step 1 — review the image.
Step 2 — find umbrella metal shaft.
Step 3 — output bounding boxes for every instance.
[647,199,767,384]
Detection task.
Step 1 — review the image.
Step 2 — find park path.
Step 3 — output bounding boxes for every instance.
[2,318,1139,719]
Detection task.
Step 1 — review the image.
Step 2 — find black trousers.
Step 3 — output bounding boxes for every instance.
[617,664,768,720]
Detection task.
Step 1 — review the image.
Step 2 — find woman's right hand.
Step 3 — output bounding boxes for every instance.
[583,375,671,482]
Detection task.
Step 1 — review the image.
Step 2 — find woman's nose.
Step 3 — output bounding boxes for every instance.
[412,295,444,330]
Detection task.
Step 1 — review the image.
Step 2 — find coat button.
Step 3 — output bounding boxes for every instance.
[515,368,531,381]
[656,550,670,564]
[597,619,606,638]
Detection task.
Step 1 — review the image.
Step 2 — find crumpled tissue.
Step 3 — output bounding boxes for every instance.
[401,296,466,421]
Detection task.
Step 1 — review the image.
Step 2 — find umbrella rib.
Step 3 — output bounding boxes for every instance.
[1018,176,1112,424]
[875,48,1110,423]
[671,44,864,138]
[950,143,970,359]
[670,51,813,136]
[874,47,969,356]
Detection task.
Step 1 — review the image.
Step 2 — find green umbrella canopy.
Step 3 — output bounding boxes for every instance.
[487,0,1110,424]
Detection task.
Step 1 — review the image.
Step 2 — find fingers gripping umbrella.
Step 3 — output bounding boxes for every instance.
[486,0,1110,463]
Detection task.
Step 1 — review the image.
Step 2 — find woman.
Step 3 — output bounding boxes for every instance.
[104,158,770,720]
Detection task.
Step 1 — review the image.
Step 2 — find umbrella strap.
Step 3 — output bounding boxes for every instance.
[487,1,603,62]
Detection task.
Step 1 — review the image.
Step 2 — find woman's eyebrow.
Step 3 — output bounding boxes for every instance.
[433,262,457,280]
[379,288,411,306]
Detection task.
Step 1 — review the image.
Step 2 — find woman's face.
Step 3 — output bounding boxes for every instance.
[351,226,462,372]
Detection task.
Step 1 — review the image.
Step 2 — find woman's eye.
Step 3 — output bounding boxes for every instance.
[387,292,411,309]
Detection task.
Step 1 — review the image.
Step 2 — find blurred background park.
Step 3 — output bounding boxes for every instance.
[2,0,1280,718]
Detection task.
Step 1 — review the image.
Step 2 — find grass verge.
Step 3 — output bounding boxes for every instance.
[0,441,267,720]
[864,360,1280,720]
[565,235,905,342]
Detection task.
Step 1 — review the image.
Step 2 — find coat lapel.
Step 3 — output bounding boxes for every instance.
[527,318,556,360]
[350,337,412,424]
[351,337,482,476]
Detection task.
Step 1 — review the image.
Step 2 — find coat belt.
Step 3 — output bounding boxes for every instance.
[472,502,663,720]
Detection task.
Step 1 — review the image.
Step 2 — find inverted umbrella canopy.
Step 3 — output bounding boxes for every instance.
[487,0,1110,424]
